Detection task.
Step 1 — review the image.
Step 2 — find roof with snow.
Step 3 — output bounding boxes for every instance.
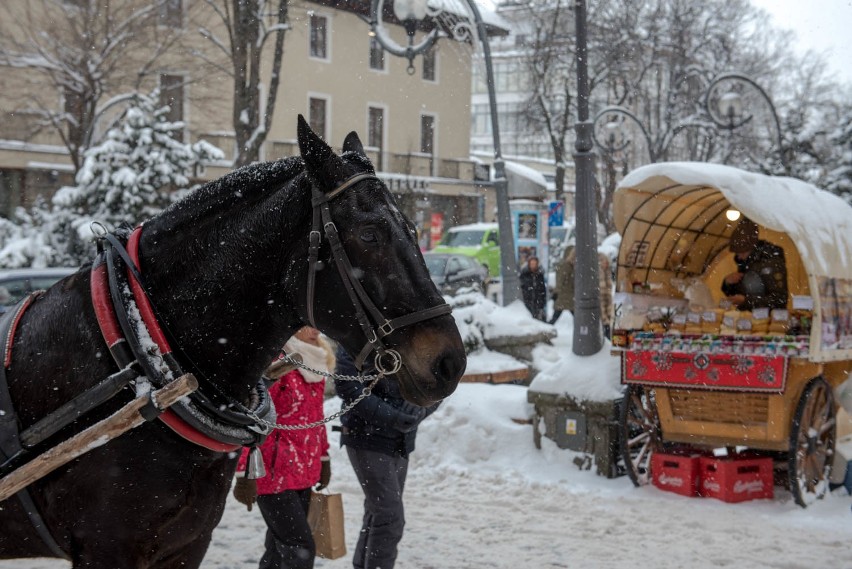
[616,162,852,281]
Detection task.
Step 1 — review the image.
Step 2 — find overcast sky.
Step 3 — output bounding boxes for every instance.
[750,0,852,86]
[477,0,852,87]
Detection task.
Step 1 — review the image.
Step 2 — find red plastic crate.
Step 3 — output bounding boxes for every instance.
[698,456,774,503]
[652,453,700,497]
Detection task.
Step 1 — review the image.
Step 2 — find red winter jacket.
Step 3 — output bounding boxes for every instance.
[237,370,329,494]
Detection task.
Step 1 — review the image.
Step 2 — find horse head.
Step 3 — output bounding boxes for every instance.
[295,116,466,405]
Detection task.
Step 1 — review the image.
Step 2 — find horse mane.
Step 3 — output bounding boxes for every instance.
[150,156,308,237]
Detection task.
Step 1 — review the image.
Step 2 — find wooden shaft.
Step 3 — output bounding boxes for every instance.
[0,374,197,503]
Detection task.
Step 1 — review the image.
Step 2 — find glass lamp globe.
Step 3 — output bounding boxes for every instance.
[393,0,428,21]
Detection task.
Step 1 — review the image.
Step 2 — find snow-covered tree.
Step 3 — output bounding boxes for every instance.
[825,112,852,204]
[0,93,223,268]
[65,92,223,226]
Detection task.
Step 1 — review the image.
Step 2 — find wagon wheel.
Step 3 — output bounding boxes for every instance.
[619,384,663,487]
[788,377,836,507]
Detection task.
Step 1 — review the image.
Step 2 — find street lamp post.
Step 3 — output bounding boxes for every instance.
[368,0,520,305]
[572,0,604,356]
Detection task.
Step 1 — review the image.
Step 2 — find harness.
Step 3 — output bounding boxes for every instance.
[90,227,276,452]
[305,173,452,371]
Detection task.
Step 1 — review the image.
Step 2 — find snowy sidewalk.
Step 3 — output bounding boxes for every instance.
[2,383,849,569]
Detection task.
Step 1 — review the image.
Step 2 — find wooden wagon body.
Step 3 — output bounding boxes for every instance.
[610,162,852,505]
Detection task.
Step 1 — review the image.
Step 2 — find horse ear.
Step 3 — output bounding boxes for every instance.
[297,114,334,172]
[342,131,366,157]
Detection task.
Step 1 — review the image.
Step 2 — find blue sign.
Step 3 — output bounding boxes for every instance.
[548,201,564,227]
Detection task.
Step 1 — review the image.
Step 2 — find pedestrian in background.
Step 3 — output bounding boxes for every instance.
[233,326,335,569]
[519,255,547,321]
[551,245,613,337]
[334,346,440,569]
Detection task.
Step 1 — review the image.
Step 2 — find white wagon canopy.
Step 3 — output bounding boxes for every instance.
[613,161,852,362]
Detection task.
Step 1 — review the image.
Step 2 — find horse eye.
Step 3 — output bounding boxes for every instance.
[360,229,378,243]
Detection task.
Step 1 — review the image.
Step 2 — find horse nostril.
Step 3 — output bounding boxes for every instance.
[434,351,465,385]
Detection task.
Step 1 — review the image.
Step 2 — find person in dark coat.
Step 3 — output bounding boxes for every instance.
[721,218,788,310]
[334,346,439,569]
[519,256,547,321]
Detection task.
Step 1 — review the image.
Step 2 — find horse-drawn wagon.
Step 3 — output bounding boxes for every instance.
[610,162,852,506]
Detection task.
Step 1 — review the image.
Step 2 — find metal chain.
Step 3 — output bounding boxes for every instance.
[276,354,384,383]
[246,354,385,431]
[249,373,383,431]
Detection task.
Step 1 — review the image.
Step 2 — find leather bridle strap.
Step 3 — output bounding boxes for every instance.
[305,172,452,370]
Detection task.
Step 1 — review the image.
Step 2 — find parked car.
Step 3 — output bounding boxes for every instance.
[0,267,77,313]
[431,223,501,277]
[423,252,489,296]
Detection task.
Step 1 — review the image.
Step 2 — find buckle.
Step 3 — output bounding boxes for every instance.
[309,230,321,246]
[378,320,395,337]
[323,221,338,235]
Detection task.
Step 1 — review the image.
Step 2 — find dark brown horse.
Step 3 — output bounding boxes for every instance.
[0,117,465,567]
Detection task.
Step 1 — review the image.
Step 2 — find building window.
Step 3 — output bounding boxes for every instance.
[159,74,185,139]
[0,170,24,219]
[368,106,384,167]
[369,37,384,71]
[420,115,435,155]
[422,47,436,82]
[309,97,327,140]
[310,14,328,59]
[158,0,182,28]
[64,87,85,143]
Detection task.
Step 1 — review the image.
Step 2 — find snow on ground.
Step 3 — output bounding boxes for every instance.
[2,316,850,568]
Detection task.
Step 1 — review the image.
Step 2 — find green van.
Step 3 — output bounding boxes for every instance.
[431,223,501,277]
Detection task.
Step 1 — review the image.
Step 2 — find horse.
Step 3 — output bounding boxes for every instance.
[0,116,466,568]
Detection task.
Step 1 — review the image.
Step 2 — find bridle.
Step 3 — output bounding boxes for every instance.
[305,172,452,372]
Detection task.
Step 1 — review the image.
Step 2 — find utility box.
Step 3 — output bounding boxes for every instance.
[553,410,586,451]
[528,391,620,478]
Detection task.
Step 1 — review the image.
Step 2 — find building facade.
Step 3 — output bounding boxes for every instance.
[469,0,576,221]
[0,0,505,249]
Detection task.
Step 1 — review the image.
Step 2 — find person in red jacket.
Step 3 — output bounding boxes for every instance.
[233,326,335,569]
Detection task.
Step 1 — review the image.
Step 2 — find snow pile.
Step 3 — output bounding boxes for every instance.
[450,293,553,370]
[504,160,548,187]
[526,313,622,402]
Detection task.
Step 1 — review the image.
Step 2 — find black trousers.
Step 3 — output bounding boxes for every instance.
[256,488,314,569]
[346,446,409,569]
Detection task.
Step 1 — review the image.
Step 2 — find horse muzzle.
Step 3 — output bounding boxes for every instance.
[393,328,466,406]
